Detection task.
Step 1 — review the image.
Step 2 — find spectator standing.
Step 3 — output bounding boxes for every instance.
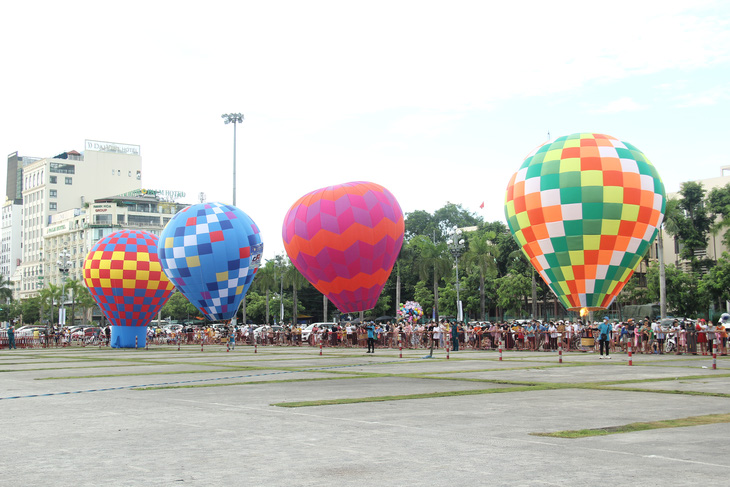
[598,317,612,359]
[365,322,376,353]
[7,324,16,349]
[451,322,460,351]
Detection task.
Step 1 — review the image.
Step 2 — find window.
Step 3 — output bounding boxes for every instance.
[50,162,75,174]
[136,170,141,180]
[49,189,57,198]
[50,176,57,184]
[128,171,132,177]
[49,202,57,211]
[65,177,72,185]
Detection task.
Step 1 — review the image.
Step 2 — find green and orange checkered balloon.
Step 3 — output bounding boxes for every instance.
[504,133,666,311]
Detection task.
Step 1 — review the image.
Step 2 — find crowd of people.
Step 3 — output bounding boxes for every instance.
[3,317,728,356]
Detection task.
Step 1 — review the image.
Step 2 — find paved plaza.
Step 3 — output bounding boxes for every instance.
[1,345,729,486]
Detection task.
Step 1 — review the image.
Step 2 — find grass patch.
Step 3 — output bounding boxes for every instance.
[133,375,368,390]
[532,413,730,438]
[272,384,561,408]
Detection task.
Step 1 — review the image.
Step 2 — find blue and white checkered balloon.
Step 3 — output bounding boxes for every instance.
[157,202,263,320]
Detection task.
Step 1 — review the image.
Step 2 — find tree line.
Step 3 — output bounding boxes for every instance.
[5,182,730,327]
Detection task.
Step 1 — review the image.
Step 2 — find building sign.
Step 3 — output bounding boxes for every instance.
[118,188,186,199]
[46,222,68,235]
[85,140,140,156]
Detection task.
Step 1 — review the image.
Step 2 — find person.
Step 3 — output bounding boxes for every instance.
[598,316,612,359]
[229,325,236,350]
[451,322,459,351]
[365,322,376,353]
[7,324,16,349]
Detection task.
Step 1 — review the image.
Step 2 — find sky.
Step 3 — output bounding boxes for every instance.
[2,0,729,262]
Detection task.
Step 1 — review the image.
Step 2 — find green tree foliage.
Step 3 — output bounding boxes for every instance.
[160,292,200,322]
[669,182,713,270]
[410,235,451,321]
[253,260,277,324]
[698,252,730,311]
[465,231,499,320]
[497,273,531,317]
[647,262,705,317]
[706,183,730,249]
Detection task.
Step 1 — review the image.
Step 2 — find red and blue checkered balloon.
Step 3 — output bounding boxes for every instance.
[83,229,175,328]
[158,202,263,320]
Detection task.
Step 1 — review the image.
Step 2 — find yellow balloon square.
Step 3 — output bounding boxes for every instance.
[216,271,228,282]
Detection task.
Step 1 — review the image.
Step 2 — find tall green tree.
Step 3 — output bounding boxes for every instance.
[670,182,713,271]
[465,231,499,320]
[284,261,308,324]
[254,260,277,324]
[496,273,531,318]
[64,279,82,328]
[410,235,450,322]
[706,184,730,248]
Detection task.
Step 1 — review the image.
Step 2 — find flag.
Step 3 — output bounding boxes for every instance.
[479,201,484,209]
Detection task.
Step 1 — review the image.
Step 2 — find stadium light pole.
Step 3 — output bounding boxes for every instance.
[221,113,244,206]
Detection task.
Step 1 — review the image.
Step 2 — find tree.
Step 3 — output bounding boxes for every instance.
[497,274,531,318]
[410,235,450,322]
[465,231,499,320]
[160,292,200,322]
[75,286,97,325]
[253,260,277,324]
[706,184,730,249]
[284,261,308,324]
[669,182,713,271]
[0,275,12,304]
[698,252,730,315]
[647,262,704,318]
[64,279,83,328]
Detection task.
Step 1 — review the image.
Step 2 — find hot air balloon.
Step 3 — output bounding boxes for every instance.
[504,133,666,311]
[83,229,175,348]
[282,181,404,313]
[157,202,263,321]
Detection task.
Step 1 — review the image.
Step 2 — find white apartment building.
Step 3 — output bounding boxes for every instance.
[18,141,142,299]
[1,199,22,281]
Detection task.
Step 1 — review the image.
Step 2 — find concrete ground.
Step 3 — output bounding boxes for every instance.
[1,345,728,486]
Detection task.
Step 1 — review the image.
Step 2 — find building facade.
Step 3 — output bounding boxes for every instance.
[14,141,143,299]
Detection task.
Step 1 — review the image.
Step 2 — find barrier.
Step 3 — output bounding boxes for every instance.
[628,343,633,366]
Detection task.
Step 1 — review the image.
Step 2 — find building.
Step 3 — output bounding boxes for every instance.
[15,140,143,299]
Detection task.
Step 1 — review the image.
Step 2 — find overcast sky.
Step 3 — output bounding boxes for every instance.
[2,0,729,260]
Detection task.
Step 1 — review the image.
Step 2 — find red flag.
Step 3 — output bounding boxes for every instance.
[479,201,484,209]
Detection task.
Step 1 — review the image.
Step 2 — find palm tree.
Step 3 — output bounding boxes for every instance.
[39,284,62,325]
[75,286,97,325]
[410,235,450,322]
[465,232,499,321]
[253,260,276,324]
[64,279,82,328]
[284,261,307,325]
[0,275,13,303]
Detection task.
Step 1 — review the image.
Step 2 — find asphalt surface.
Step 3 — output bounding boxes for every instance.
[1,345,728,486]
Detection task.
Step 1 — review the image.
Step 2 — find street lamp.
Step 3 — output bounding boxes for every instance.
[447,228,465,322]
[57,249,72,326]
[221,113,244,206]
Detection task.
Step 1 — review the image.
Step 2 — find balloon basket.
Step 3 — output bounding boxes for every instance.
[110,326,147,349]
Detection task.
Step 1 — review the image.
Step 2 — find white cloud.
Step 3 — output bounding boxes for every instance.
[673,85,730,107]
[592,97,649,114]
[389,112,463,136]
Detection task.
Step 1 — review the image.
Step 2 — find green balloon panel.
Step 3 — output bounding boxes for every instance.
[505,133,666,311]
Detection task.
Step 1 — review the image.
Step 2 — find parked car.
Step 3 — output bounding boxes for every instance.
[301,323,337,342]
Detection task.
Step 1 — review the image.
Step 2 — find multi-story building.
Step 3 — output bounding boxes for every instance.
[17,140,143,299]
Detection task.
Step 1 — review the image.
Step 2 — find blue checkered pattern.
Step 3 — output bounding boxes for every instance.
[158,202,263,320]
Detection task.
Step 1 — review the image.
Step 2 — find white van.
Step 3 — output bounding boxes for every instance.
[301,322,337,342]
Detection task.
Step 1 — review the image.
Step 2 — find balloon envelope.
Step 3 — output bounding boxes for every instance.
[504,133,666,311]
[158,202,263,320]
[83,229,175,347]
[282,181,404,313]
